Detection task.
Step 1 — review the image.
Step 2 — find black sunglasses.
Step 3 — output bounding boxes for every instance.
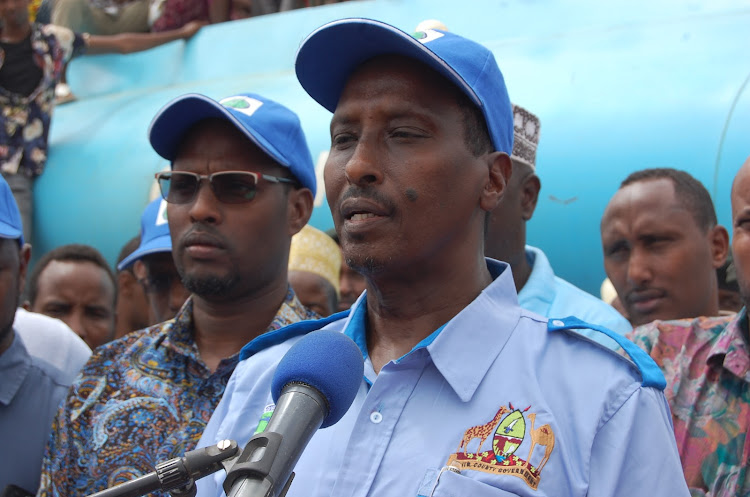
[155,171,298,204]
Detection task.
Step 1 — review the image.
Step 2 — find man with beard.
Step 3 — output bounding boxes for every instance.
[195,19,688,497]
[627,156,750,496]
[37,92,318,497]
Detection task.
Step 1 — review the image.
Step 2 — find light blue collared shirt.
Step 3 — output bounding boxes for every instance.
[197,260,687,497]
[519,246,632,347]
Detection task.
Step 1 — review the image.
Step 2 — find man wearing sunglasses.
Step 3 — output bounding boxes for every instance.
[37,92,319,497]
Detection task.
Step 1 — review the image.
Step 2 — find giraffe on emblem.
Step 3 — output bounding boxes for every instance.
[457,405,510,454]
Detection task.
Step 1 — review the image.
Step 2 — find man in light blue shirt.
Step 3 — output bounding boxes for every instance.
[485,105,631,346]
[196,18,688,497]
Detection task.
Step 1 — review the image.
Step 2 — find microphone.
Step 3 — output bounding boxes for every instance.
[223,330,364,497]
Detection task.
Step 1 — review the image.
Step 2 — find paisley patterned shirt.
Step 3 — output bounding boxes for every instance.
[0,23,85,178]
[37,290,319,497]
[628,311,750,497]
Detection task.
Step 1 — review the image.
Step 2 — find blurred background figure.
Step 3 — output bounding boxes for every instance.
[326,229,366,312]
[717,252,742,313]
[288,224,341,317]
[485,104,631,345]
[26,243,117,349]
[601,168,728,327]
[0,176,79,496]
[117,197,189,326]
[114,235,151,339]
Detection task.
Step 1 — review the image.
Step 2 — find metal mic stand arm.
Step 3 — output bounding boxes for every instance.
[86,440,239,497]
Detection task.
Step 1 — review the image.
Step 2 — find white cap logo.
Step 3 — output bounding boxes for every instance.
[220,96,264,117]
[156,199,168,226]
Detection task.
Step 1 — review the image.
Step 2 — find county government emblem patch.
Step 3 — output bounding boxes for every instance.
[447,403,555,490]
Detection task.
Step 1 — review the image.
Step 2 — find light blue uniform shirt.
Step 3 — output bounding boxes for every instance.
[519,246,631,348]
[197,260,688,497]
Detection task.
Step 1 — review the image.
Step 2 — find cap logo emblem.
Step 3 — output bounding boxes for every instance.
[220,96,264,117]
[411,29,444,45]
[156,199,168,226]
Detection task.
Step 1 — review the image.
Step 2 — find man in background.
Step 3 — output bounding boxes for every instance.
[288,224,341,316]
[0,176,75,496]
[0,0,202,241]
[117,197,189,327]
[485,104,631,345]
[26,244,117,349]
[114,235,150,339]
[601,168,728,327]
[627,156,750,495]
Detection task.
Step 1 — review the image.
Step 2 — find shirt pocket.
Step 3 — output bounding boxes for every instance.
[417,468,524,497]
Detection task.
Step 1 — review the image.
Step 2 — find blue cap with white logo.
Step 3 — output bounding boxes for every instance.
[295,18,514,155]
[148,92,316,196]
[117,197,171,271]
[0,175,24,246]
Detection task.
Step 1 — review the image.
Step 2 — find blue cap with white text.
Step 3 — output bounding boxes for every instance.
[0,176,24,246]
[295,18,514,155]
[117,197,171,271]
[148,92,316,196]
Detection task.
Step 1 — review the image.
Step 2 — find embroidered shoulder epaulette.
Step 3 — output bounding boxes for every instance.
[546,316,665,389]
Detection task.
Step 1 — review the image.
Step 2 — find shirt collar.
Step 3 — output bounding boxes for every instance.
[517,245,556,306]
[0,332,31,406]
[708,307,750,381]
[342,259,521,402]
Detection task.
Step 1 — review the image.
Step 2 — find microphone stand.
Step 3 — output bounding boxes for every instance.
[87,440,239,497]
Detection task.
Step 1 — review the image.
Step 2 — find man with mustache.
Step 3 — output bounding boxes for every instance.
[195,19,688,497]
[625,156,750,495]
[37,92,318,497]
[600,168,729,327]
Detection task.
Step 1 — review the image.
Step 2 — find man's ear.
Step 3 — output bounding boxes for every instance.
[480,152,512,213]
[287,188,314,237]
[520,173,541,221]
[18,243,31,297]
[709,224,730,269]
[117,270,135,297]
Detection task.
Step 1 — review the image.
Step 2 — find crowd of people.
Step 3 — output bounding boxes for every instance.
[0,11,748,497]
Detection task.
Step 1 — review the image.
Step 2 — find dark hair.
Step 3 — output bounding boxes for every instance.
[620,168,717,231]
[454,90,494,157]
[28,244,117,306]
[116,236,141,273]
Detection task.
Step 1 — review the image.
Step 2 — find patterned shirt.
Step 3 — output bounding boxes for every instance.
[0,23,85,178]
[628,311,750,496]
[37,289,318,497]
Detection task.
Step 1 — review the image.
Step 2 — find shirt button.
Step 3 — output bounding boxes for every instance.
[370,411,383,424]
[552,319,565,327]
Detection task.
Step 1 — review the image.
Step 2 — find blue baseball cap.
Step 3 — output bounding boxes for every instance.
[295,18,514,155]
[117,197,171,271]
[0,176,24,246]
[148,92,316,196]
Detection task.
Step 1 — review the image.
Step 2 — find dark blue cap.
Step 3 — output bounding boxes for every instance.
[295,18,514,155]
[148,92,316,196]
